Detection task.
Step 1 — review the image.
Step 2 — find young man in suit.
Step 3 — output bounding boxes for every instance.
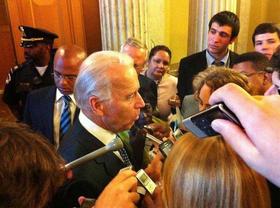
[23,45,87,148]
[177,11,240,102]
[58,51,146,197]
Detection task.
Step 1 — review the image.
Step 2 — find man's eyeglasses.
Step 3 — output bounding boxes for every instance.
[53,71,77,81]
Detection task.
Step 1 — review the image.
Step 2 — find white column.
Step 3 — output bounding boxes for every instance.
[188,0,237,55]
[99,0,149,51]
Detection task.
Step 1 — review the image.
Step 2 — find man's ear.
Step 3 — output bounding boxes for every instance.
[89,96,105,116]
[264,72,272,84]
[229,37,236,44]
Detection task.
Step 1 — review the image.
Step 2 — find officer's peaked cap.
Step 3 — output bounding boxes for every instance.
[19,25,58,48]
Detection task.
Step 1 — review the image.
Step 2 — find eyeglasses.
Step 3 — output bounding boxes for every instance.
[53,71,77,81]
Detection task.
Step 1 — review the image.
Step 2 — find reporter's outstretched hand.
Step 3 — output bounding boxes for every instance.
[95,170,140,208]
[209,83,280,187]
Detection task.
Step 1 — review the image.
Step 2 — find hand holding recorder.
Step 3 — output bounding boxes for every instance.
[94,170,140,208]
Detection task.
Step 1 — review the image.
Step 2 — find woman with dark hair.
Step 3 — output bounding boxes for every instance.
[145,45,177,120]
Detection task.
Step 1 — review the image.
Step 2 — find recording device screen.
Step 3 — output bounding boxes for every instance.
[183,103,241,138]
[136,169,157,195]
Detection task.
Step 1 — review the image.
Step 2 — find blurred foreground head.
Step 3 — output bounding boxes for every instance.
[162,133,270,208]
[0,122,65,208]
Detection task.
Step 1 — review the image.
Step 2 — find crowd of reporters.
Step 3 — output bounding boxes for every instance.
[2,10,280,208]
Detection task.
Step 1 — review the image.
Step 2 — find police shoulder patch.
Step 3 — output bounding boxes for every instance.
[5,65,20,84]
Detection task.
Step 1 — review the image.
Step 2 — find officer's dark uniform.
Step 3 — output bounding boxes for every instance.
[3,25,58,121]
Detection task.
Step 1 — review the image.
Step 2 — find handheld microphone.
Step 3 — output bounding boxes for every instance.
[64,137,124,171]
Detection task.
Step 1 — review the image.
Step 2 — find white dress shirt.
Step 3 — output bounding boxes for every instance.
[54,89,76,148]
[79,111,123,161]
[206,49,230,67]
[35,65,48,76]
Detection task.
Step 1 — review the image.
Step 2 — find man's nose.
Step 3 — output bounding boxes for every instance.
[136,92,145,108]
[212,33,221,42]
[261,42,269,50]
[24,48,31,53]
[158,62,164,68]
[59,77,68,85]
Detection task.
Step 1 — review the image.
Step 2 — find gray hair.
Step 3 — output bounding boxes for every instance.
[120,37,148,52]
[74,51,134,112]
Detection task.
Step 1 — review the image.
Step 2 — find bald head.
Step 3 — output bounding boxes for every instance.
[54,45,87,95]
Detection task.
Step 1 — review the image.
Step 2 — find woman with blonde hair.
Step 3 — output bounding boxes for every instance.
[162,133,270,208]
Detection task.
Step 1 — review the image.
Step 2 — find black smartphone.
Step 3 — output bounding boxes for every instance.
[159,140,173,158]
[183,103,241,138]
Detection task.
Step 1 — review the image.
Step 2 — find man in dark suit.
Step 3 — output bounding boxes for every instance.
[23,45,87,148]
[177,11,240,102]
[3,25,58,121]
[58,51,146,197]
[121,37,158,110]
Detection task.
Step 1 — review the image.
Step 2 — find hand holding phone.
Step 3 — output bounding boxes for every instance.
[183,103,241,138]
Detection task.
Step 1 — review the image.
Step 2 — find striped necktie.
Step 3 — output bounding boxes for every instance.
[212,60,225,66]
[60,95,71,139]
[118,147,132,167]
[116,134,132,166]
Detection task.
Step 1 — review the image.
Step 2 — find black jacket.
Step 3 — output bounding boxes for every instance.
[177,49,239,102]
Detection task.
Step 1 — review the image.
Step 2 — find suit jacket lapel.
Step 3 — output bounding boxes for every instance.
[45,86,56,144]
[74,108,80,121]
[202,50,208,69]
[77,125,126,177]
[95,151,125,177]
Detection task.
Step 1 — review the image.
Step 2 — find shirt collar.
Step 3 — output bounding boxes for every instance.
[35,65,48,76]
[79,111,116,145]
[55,88,76,104]
[206,49,230,67]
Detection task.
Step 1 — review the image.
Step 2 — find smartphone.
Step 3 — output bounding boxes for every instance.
[159,140,173,158]
[136,169,157,195]
[183,103,241,138]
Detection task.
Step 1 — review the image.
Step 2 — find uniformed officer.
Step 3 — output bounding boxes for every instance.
[3,25,58,121]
